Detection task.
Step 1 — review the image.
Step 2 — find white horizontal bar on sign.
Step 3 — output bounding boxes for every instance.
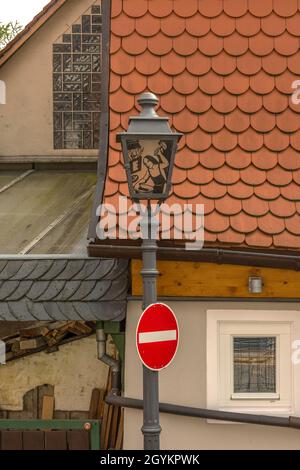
[139,329,177,344]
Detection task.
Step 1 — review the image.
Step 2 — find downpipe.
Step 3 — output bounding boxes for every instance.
[96,323,121,395]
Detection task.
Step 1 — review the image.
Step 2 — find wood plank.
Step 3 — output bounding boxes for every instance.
[96,389,106,419]
[103,406,113,451]
[132,259,300,298]
[100,403,109,450]
[115,409,124,451]
[38,385,54,419]
[45,431,67,450]
[1,431,23,450]
[89,388,100,419]
[23,431,44,450]
[109,406,119,449]
[41,395,54,420]
[67,430,89,450]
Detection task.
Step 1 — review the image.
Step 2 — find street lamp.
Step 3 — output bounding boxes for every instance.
[117,92,182,450]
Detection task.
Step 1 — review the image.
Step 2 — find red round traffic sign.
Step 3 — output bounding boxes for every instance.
[136,303,179,371]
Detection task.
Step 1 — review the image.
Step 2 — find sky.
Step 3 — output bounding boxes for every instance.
[0,0,50,26]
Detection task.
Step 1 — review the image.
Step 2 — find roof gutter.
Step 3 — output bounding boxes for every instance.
[88,244,300,271]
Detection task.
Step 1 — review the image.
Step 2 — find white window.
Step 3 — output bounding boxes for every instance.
[207,310,300,417]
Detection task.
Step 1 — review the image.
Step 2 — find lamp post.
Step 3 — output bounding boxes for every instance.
[117,93,182,450]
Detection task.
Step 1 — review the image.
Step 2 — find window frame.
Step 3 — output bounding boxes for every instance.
[207,310,300,418]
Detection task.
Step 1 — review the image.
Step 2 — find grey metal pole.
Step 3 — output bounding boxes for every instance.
[140,201,161,450]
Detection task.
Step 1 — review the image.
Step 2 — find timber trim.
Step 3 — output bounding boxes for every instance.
[88,0,111,239]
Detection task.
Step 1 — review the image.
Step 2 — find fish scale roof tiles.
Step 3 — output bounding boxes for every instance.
[103,0,300,250]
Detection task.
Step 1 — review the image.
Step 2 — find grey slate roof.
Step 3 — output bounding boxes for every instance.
[0,257,128,321]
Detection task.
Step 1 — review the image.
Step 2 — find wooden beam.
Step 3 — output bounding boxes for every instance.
[131,260,300,298]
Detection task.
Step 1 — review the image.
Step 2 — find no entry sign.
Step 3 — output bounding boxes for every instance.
[136,303,179,371]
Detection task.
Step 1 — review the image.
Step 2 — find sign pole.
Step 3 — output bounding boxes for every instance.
[140,201,161,450]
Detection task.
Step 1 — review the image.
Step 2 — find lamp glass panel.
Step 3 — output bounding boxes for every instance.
[126,139,173,197]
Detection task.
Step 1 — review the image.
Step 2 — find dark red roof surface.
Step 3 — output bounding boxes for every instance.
[102,0,300,250]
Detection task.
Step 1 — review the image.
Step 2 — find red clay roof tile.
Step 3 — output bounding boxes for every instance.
[274,232,300,248]
[212,90,237,113]
[148,0,173,17]
[161,50,186,75]
[104,179,119,197]
[218,228,245,245]
[175,148,199,169]
[239,128,264,152]
[148,71,173,94]
[267,167,293,187]
[281,182,300,201]
[286,12,300,35]
[274,32,299,56]
[200,148,225,169]
[147,32,173,56]
[123,0,147,17]
[252,148,278,170]
[215,195,242,215]
[187,166,214,185]
[173,180,200,199]
[212,129,238,152]
[288,54,300,74]
[261,13,286,36]
[285,213,300,234]
[230,213,258,233]
[111,0,122,17]
[111,49,135,75]
[186,51,211,76]
[173,0,198,17]
[204,231,218,242]
[110,33,121,54]
[237,52,261,76]
[173,32,198,56]
[171,168,187,185]
[186,128,212,151]
[174,71,199,94]
[223,0,248,18]
[263,90,288,114]
[262,52,287,76]
[199,109,224,132]
[111,12,135,37]
[277,109,300,133]
[250,109,276,133]
[198,32,223,56]
[278,149,300,170]
[199,71,224,95]
[224,32,248,56]
[264,128,289,151]
[186,90,211,113]
[273,0,298,18]
[196,195,215,215]
[135,50,160,75]
[135,12,160,37]
[236,12,260,36]
[173,109,199,133]
[201,180,227,199]
[248,0,273,18]
[249,33,274,56]
[269,197,296,217]
[224,71,249,95]
[226,148,251,169]
[212,52,236,76]
[254,181,280,200]
[205,211,230,233]
[225,109,250,133]
[110,72,121,93]
[242,195,269,216]
[121,71,147,94]
[198,0,223,18]
[110,110,121,131]
[211,14,235,37]
[245,230,273,247]
[214,165,240,185]
[110,89,134,113]
[240,165,266,185]
[185,13,210,37]
[258,213,285,234]
[122,32,147,55]
[275,70,298,93]
[228,181,254,199]
[160,90,186,114]
[290,130,300,151]
[160,12,185,37]
[238,90,262,113]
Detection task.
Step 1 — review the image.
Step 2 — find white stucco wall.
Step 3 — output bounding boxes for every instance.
[0,335,109,411]
[124,300,300,450]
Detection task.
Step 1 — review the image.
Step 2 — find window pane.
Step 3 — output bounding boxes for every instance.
[233,337,276,393]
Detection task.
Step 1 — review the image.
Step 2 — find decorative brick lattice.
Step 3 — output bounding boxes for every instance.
[53,4,101,149]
